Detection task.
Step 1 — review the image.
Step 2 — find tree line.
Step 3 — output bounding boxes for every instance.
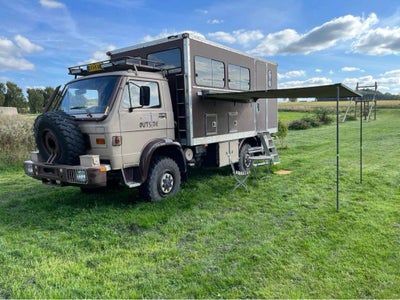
[2,81,400,114]
[0,81,54,114]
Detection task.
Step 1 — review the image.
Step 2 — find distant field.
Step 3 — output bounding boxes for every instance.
[279,99,400,112]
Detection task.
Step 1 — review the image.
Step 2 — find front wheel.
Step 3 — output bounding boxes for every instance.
[139,156,181,201]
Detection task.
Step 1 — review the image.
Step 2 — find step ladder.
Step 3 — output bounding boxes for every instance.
[248,132,280,165]
[260,132,280,164]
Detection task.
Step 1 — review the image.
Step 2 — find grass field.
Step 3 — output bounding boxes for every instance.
[0,109,399,298]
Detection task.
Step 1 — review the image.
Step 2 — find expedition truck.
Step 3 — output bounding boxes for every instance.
[24,32,281,201]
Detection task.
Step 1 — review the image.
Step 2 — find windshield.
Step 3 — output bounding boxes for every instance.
[60,76,119,117]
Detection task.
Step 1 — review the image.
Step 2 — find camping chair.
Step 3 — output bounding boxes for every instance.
[226,152,251,192]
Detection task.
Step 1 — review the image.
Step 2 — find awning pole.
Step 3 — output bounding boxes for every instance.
[336,86,340,212]
[360,100,363,184]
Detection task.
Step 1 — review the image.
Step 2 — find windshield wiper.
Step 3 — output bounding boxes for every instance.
[70,106,93,117]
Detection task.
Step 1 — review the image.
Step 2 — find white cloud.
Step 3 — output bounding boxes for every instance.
[0,35,43,71]
[341,67,364,72]
[279,77,333,89]
[352,26,400,55]
[195,9,208,15]
[278,70,306,79]
[252,13,378,55]
[208,31,236,43]
[39,0,65,9]
[0,38,16,56]
[382,69,400,77]
[315,69,322,73]
[0,56,35,71]
[78,45,116,64]
[343,71,400,94]
[249,12,397,57]
[207,19,224,25]
[14,35,43,53]
[141,30,206,43]
[208,29,264,46]
[250,29,299,55]
[377,70,400,92]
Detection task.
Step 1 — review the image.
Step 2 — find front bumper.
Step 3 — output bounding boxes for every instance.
[23,160,111,187]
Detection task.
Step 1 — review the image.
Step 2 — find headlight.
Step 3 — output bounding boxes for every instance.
[75,169,87,183]
[25,163,34,176]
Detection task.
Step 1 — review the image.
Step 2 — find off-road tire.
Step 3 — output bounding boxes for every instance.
[237,143,253,172]
[34,110,86,165]
[139,156,181,202]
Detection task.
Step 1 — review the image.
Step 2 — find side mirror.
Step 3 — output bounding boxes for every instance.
[139,86,150,106]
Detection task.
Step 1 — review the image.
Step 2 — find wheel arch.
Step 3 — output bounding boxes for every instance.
[139,138,187,183]
[239,136,258,150]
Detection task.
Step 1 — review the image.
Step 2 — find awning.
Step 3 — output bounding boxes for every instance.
[203,83,362,102]
[204,82,364,212]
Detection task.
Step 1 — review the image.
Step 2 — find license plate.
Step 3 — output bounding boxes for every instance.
[88,62,102,72]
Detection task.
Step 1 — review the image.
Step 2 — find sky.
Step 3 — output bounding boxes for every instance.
[1,0,400,95]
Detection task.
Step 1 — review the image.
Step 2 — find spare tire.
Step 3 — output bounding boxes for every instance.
[34,110,86,165]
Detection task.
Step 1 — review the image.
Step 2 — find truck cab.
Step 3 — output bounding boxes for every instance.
[24,60,186,201]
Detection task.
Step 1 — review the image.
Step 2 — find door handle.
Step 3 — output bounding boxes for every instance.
[159,113,167,119]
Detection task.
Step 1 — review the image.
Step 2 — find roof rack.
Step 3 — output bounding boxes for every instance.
[68,56,164,77]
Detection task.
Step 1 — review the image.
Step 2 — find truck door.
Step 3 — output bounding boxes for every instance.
[119,79,168,167]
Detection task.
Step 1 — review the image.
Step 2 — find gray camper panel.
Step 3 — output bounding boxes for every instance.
[108,33,278,146]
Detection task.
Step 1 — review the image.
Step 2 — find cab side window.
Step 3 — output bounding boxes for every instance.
[122,80,160,109]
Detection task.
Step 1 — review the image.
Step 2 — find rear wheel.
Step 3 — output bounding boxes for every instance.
[139,156,181,201]
[237,143,253,172]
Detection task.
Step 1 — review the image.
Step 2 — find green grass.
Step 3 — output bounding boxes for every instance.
[278,111,306,123]
[0,109,399,298]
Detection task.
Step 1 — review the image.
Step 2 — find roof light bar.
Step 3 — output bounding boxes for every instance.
[67,57,164,77]
[69,67,84,75]
[100,62,113,69]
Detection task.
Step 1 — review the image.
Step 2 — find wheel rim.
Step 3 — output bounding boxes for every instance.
[42,129,60,156]
[160,172,174,194]
[244,152,252,168]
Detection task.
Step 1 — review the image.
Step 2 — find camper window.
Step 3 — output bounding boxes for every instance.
[147,48,182,70]
[228,64,250,91]
[268,69,273,88]
[194,56,225,88]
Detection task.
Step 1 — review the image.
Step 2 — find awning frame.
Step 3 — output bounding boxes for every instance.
[202,83,362,103]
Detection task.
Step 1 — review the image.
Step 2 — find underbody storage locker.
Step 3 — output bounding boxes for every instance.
[218,140,239,167]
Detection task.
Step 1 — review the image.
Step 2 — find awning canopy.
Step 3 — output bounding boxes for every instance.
[203,83,362,102]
